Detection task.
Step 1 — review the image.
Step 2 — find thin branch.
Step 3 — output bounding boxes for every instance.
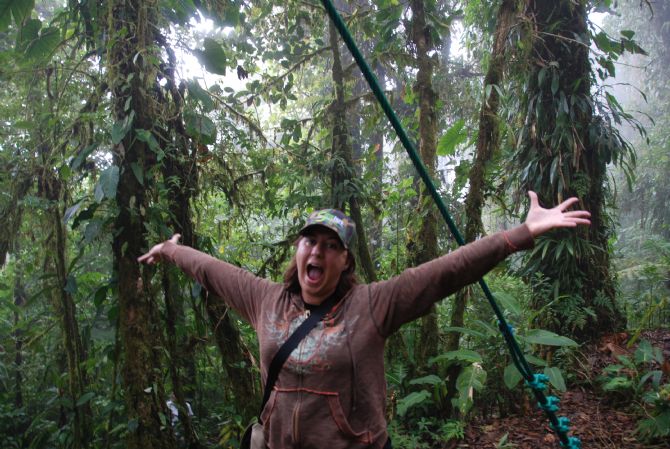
[208,91,269,142]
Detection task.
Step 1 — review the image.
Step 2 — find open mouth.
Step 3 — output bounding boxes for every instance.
[307,264,324,281]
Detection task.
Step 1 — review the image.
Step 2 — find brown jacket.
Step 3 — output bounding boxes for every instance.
[162,224,534,449]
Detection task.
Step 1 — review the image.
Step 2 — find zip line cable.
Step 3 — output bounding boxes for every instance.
[320,1,581,447]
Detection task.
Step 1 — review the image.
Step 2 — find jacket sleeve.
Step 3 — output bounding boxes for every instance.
[367,224,534,337]
[161,241,277,328]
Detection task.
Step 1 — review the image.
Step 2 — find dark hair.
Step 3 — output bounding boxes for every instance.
[283,236,358,295]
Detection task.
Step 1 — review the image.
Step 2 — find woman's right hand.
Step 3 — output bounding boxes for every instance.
[137,234,181,265]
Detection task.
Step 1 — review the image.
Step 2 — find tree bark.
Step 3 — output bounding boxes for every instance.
[329,20,377,282]
[107,1,175,448]
[37,145,92,448]
[204,294,260,420]
[13,276,25,408]
[408,0,439,367]
[518,0,625,340]
[445,0,519,417]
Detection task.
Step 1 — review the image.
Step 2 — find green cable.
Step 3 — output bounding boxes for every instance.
[319,1,579,447]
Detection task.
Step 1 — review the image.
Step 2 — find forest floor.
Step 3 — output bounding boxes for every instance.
[459,329,670,449]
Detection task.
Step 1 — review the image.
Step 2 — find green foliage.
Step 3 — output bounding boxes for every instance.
[437,119,468,157]
[195,38,228,76]
[0,0,35,32]
[397,390,432,417]
[521,329,578,348]
[0,0,666,447]
[599,340,669,441]
[637,383,670,441]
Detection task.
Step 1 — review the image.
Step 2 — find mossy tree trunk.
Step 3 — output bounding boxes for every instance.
[329,20,377,283]
[445,0,519,417]
[407,0,439,367]
[516,0,625,340]
[107,1,175,448]
[43,175,92,448]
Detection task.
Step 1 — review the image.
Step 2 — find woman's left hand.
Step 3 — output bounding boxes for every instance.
[524,191,591,238]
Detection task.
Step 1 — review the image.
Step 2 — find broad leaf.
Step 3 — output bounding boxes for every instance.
[63,201,83,223]
[64,274,77,295]
[455,364,486,414]
[71,143,98,171]
[396,390,430,417]
[473,320,500,338]
[187,80,215,112]
[185,112,217,144]
[429,349,482,366]
[15,18,40,51]
[135,129,159,152]
[524,353,549,367]
[635,340,663,364]
[95,166,119,202]
[544,366,566,392]
[503,363,523,389]
[409,375,443,386]
[93,285,108,307]
[442,326,486,339]
[130,162,144,186]
[639,370,663,389]
[76,392,95,407]
[523,329,578,347]
[111,112,135,145]
[0,0,35,32]
[84,220,103,244]
[492,291,521,316]
[437,119,467,156]
[24,26,59,60]
[456,364,486,393]
[195,38,227,75]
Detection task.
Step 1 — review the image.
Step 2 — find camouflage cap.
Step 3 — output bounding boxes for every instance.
[299,209,356,249]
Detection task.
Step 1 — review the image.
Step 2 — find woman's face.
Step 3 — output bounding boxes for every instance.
[296,226,349,305]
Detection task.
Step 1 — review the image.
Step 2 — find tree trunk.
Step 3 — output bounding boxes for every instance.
[204,295,260,420]
[329,20,377,282]
[445,0,519,417]
[13,276,25,408]
[107,1,175,448]
[37,148,92,447]
[517,0,625,340]
[408,0,439,367]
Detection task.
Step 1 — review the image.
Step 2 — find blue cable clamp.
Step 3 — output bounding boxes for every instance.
[539,395,560,412]
[526,373,550,391]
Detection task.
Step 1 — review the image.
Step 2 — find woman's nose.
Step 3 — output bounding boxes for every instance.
[310,242,323,256]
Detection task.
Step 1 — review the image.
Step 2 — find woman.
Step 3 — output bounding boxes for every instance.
[138,191,590,449]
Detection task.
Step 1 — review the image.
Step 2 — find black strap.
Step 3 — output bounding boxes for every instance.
[258,293,339,422]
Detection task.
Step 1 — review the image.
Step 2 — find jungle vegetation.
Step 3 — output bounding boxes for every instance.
[0,0,668,448]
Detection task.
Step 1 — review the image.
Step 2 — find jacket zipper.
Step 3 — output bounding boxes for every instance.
[292,310,309,448]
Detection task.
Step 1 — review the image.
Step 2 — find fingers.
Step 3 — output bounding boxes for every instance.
[570,218,591,226]
[137,252,157,264]
[138,235,179,265]
[528,191,539,209]
[558,196,579,211]
[563,210,591,218]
